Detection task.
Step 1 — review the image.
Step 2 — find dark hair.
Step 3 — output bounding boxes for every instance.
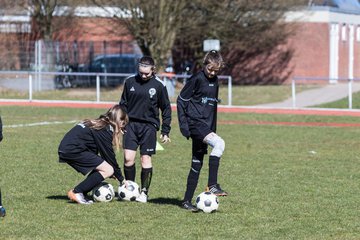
[138,56,156,73]
[203,50,225,70]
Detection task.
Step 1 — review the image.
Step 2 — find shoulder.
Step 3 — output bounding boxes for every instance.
[153,75,166,87]
[124,75,136,85]
[188,71,203,82]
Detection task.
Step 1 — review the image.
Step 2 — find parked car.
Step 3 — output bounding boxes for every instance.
[55,53,140,88]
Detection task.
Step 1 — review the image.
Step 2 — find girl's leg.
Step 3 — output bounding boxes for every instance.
[124,149,137,181]
[69,161,114,204]
[203,133,228,196]
[136,155,152,203]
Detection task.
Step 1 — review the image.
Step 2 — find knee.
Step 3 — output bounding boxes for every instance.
[124,150,136,166]
[104,165,114,178]
[141,155,152,168]
[211,137,225,157]
[124,158,135,166]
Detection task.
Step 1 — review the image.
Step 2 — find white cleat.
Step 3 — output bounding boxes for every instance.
[135,191,148,203]
[68,189,94,205]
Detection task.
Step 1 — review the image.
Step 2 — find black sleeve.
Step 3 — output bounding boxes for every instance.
[0,116,3,142]
[176,76,197,138]
[92,128,124,182]
[119,80,129,113]
[158,85,172,136]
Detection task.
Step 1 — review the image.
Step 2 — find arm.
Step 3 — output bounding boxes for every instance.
[158,85,172,136]
[119,79,129,113]
[176,76,197,139]
[93,128,124,183]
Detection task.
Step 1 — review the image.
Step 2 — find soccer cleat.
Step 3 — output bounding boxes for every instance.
[0,206,5,217]
[181,200,199,212]
[206,184,228,196]
[135,191,148,203]
[67,189,94,205]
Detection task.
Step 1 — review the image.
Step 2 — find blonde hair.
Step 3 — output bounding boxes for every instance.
[83,104,128,151]
[203,50,225,70]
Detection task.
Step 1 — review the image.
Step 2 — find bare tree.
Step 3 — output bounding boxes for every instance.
[173,0,306,84]
[91,0,189,71]
[92,0,306,82]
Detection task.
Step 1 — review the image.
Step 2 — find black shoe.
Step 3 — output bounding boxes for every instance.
[181,200,199,212]
[0,206,6,217]
[206,184,228,196]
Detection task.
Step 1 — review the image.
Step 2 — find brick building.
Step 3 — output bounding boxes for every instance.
[285,5,360,83]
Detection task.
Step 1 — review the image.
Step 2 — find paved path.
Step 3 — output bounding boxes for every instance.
[256,83,360,108]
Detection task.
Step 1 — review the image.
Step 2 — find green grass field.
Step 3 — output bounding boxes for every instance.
[315,91,360,109]
[1,106,360,239]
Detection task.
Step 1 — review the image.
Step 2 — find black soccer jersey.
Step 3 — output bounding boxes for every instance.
[58,123,123,181]
[177,71,219,136]
[119,74,171,135]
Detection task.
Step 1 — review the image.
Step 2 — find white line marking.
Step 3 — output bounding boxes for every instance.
[4,120,77,128]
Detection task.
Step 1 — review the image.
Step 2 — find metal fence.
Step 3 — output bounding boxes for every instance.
[0,40,141,71]
[0,71,233,106]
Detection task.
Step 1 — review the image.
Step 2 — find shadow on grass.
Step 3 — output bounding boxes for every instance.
[149,197,182,206]
[46,195,182,206]
[46,195,69,200]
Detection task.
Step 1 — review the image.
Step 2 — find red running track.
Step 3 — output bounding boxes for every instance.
[2,100,360,127]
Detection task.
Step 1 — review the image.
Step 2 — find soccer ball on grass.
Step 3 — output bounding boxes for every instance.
[196,191,219,213]
[118,180,141,201]
[92,182,115,202]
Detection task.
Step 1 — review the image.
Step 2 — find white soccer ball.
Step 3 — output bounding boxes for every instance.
[118,180,141,201]
[92,182,115,202]
[195,192,219,213]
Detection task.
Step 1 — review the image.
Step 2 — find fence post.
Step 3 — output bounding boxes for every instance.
[291,78,296,108]
[96,75,100,103]
[29,74,33,102]
[348,78,353,109]
[228,76,232,106]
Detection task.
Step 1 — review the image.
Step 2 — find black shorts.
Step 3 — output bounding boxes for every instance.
[59,151,104,175]
[123,121,157,155]
[189,120,212,141]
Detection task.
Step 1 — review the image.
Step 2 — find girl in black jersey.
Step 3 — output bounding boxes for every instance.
[120,56,172,203]
[177,50,228,211]
[58,105,128,204]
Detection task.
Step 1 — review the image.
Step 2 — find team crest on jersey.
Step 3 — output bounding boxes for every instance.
[149,88,156,98]
[130,86,135,91]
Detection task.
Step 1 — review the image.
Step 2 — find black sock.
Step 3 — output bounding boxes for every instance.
[141,167,152,195]
[183,154,204,202]
[124,164,136,181]
[208,155,220,187]
[74,171,104,194]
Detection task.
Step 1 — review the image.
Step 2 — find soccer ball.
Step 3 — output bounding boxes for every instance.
[118,180,141,201]
[196,192,219,213]
[92,182,115,202]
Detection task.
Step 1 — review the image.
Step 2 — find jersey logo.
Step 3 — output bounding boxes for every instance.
[209,83,214,86]
[149,88,156,98]
[130,86,135,91]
